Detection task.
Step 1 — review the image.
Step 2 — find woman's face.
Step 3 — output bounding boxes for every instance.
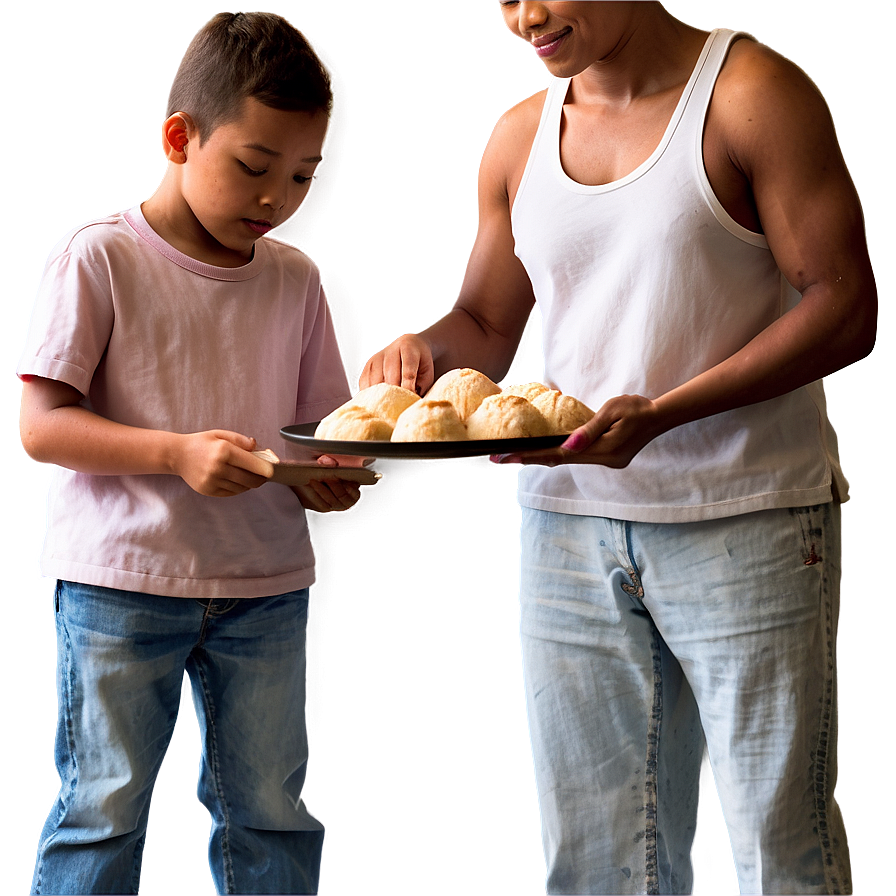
[498,1,642,78]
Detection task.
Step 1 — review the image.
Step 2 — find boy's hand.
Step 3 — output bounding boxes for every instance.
[291,479,362,513]
[174,430,274,497]
[359,334,435,395]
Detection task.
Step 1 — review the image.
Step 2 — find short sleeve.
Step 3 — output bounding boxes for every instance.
[294,280,351,424]
[18,230,115,397]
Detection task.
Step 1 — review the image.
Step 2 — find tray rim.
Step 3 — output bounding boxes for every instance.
[280,422,567,459]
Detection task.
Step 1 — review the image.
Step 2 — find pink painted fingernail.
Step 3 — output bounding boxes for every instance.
[563,432,588,452]
[490,454,519,464]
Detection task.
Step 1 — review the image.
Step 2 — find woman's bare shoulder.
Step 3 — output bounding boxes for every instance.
[710,35,836,176]
[490,89,548,149]
[479,89,548,200]
[716,37,831,129]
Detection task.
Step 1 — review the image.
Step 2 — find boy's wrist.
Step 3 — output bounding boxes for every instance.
[157,430,186,478]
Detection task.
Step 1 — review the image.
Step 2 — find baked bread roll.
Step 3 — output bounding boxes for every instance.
[465,393,552,440]
[352,383,420,426]
[502,382,550,403]
[314,404,393,441]
[532,390,594,434]
[391,399,468,442]
[424,368,501,420]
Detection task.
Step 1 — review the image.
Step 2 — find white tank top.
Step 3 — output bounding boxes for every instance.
[511,28,846,522]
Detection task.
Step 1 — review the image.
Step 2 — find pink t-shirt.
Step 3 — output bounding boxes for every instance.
[18,206,351,598]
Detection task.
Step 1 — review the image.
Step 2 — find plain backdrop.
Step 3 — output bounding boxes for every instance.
[2,2,891,893]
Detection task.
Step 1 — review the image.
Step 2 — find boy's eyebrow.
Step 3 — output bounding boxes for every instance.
[242,142,323,163]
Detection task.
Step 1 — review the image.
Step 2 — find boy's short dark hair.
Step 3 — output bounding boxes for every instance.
[167,11,332,143]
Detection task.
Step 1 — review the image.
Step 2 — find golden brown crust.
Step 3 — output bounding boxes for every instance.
[314,405,393,441]
[532,390,594,434]
[391,399,469,442]
[502,381,551,403]
[466,393,551,440]
[351,383,420,426]
[423,368,501,420]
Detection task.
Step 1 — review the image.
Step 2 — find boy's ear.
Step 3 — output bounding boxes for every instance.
[162,112,196,163]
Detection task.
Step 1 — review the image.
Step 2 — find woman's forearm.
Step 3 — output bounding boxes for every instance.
[654,280,876,433]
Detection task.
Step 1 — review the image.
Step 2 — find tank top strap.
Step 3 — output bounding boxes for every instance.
[673,28,753,143]
[514,76,569,208]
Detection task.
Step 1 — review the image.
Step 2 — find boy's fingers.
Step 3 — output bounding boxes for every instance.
[212,429,256,450]
[213,432,273,479]
[243,451,275,479]
[294,482,332,512]
[300,479,362,512]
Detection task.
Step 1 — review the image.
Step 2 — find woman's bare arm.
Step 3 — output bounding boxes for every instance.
[360,100,541,393]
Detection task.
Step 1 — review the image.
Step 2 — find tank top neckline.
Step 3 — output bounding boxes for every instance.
[549,28,724,195]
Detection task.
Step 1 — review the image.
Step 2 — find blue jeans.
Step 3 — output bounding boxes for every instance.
[32,582,324,895]
[520,504,850,895]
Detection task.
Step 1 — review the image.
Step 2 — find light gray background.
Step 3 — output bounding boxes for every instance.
[2,2,890,893]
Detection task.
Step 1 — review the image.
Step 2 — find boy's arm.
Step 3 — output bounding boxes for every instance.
[20,376,274,497]
[360,104,538,394]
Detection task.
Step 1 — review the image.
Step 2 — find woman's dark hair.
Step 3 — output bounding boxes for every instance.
[166,12,332,143]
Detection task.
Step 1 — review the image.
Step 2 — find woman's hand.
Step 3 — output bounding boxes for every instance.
[492,394,666,468]
[359,334,435,395]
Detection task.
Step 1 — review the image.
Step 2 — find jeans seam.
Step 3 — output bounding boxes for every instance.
[129,835,145,895]
[196,600,215,648]
[35,601,79,895]
[644,624,662,896]
[812,555,850,895]
[195,658,236,894]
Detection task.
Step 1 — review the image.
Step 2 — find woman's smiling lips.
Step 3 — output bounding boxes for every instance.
[532,26,572,58]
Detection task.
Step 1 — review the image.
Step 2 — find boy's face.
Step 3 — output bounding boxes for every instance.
[174,97,329,266]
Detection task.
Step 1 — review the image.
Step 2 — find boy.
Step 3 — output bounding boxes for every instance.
[361,2,876,893]
[18,12,364,895]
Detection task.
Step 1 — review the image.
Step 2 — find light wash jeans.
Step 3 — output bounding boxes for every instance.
[31,581,324,895]
[520,503,850,895]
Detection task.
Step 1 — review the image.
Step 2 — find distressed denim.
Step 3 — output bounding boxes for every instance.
[520,504,850,895]
[31,581,324,895]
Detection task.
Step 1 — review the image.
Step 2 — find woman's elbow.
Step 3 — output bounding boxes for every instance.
[851,286,878,363]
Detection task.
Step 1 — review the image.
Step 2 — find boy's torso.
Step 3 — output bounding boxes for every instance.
[20,209,351,597]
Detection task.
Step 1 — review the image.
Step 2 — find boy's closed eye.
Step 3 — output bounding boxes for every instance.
[239,160,315,185]
[239,161,268,177]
